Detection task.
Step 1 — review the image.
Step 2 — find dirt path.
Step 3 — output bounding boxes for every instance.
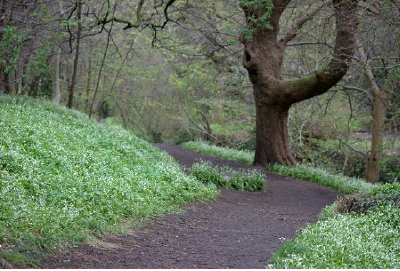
[41,143,339,268]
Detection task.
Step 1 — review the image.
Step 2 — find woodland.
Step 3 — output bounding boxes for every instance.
[1,0,399,182]
[0,0,400,268]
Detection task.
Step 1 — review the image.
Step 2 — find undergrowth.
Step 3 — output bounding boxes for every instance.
[182,141,253,164]
[0,96,216,266]
[190,160,265,192]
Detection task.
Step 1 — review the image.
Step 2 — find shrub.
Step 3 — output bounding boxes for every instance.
[222,167,265,192]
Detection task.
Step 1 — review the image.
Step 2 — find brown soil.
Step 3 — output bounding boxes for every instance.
[40,143,339,269]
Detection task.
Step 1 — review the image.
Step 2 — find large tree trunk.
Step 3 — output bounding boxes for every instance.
[254,103,296,165]
[241,0,358,166]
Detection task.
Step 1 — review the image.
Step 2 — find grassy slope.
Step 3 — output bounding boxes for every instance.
[0,96,216,266]
[182,141,400,268]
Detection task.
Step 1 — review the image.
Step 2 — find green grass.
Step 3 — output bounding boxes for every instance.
[189,160,265,192]
[270,204,400,268]
[181,141,254,164]
[0,95,216,266]
[267,164,373,194]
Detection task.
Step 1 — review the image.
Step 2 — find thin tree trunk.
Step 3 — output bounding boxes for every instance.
[88,35,111,118]
[52,46,62,104]
[85,52,92,112]
[67,0,82,109]
[52,0,64,104]
[3,71,16,94]
[358,41,387,183]
[88,4,116,118]
[366,90,386,183]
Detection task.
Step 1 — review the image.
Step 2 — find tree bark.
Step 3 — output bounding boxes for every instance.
[358,41,389,183]
[0,70,16,94]
[366,90,386,183]
[254,103,296,165]
[241,0,358,166]
[67,0,82,109]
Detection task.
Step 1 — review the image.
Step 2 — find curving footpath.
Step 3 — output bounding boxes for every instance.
[41,143,339,268]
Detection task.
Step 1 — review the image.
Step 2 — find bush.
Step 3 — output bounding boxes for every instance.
[189,161,265,192]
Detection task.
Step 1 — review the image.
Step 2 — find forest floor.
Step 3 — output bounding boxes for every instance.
[40,144,339,268]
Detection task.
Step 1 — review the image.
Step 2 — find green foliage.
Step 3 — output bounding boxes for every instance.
[239,0,274,41]
[270,205,400,268]
[190,160,265,192]
[0,96,216,265]
[369,182,400,196]
[0,26,24,73]
[318,203,338,220]
[267,164,373,194]
[190,161,222,187]
[182,141,254,164]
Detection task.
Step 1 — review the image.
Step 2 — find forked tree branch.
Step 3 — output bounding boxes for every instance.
[280,0,359,105]
[279,0,331,45]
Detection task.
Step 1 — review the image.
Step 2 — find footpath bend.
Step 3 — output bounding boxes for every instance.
[41,143,339,268]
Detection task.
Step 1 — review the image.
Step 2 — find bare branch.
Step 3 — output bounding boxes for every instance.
[280,0,331,45]
[98,0,145,29]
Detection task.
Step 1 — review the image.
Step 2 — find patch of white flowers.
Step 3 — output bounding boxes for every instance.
[182,141,254,164]
[0,96,216,256]
[272,205,400,268]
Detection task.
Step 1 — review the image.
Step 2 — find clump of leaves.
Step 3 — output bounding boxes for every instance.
[239,0,274,41]
[190,160,265,192]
